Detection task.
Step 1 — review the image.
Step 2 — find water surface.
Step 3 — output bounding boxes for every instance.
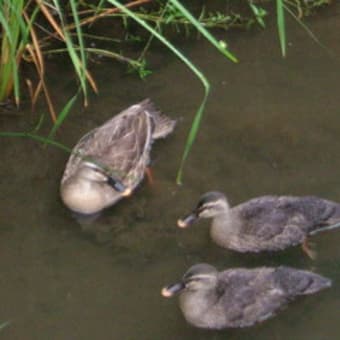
[0,3,340,339]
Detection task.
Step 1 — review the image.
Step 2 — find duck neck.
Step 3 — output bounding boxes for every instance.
[210,207,241,247]
[213,206,234,231]
[179,289,219,328]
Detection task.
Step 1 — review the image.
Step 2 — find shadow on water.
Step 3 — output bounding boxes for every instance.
[1,3,340,339]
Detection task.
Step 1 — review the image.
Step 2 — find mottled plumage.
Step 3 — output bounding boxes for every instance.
[178,192,340,253]
[60,99,175,214]
[162,263,331,329]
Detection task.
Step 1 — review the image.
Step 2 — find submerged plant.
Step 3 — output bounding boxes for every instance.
[0,320,10,331]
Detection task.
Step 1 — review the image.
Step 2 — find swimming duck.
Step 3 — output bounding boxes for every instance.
[162,263,331,329]
[60,99,175,215]
[177,192,340,257]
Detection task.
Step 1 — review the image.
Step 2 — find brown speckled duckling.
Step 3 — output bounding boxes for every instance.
[60,99,175,215]
[162,263,331,329]
[178,192,340,258]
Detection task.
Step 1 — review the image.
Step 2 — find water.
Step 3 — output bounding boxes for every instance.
[1,3,340,339]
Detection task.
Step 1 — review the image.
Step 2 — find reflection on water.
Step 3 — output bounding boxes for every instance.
[1,3,340,339]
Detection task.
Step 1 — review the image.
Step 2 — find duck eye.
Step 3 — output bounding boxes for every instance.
[107,176,126,192]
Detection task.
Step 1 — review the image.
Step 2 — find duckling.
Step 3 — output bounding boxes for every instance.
[177,192,340,258]
[162,263,331,329]
[60,99,175,215]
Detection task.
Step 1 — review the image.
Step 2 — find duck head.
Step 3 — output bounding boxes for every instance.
[161,264,218,297]
[60,162,131,215]
[177,192,229,228]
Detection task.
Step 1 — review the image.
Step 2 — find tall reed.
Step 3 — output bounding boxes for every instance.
[0,0,25,104]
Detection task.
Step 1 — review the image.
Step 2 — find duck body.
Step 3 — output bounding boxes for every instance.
[60,99,175,215]
[178,192,340,253]
[162,263,331,329]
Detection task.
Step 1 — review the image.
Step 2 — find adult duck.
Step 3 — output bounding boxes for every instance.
[60,99,175,215]
[162,263,331,329]
[178,192,340,258]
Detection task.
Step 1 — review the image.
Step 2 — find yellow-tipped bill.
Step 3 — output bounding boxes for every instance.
[177,213,197,228]
[161,287,173,297]
[177,219,188,228]
[161,282,185,297]
[122,187,132,197]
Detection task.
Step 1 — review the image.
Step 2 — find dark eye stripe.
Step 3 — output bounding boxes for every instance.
[197,203,213,212]
[185,274,213,283]
[198,200,224,211]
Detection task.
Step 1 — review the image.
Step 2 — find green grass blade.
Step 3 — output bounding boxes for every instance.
[93,0,106,17]
[69,0,87,100]
[20,5,40,43]
[1,0,25,103]
[46,47,143,68]
[0,131,72,153]
[169,0,238,63]
[176,94,208,184]
[48,90,80,139]
[51,0,88,103]
[0,11,14,45]
[32,113,45,133]
[11,58,20,104]
[106,0,211,184]
[0,5,16,99]
[276,0,286,57]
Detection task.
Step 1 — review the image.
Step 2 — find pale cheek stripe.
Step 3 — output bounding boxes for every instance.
[186,274,214,281]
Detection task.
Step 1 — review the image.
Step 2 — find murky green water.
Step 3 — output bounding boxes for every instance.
[1,3,340,339]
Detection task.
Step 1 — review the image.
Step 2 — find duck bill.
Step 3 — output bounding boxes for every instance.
[121,187,132,197]
[161,282,185,297]
[177,213,198,228]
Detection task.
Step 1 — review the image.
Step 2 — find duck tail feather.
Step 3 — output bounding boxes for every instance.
[138,99,176,139]
[310,221,340,235]
[310,202,340,235]
[276,266,331,296]
[151,113,176,139]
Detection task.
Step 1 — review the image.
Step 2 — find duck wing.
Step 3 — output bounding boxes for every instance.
[235,196,339,249]
[91,108,151,185]
[216,267,330,328]
[62,103,152,186]
[216,268,285,328]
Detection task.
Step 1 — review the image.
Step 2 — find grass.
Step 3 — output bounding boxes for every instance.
[276,0,286,57]
[0,0,332,183]
[0,0,25,105]
[0,0,99,121]
[107,0,237,183]
[0,131,72,153]
[1,0,238,183]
